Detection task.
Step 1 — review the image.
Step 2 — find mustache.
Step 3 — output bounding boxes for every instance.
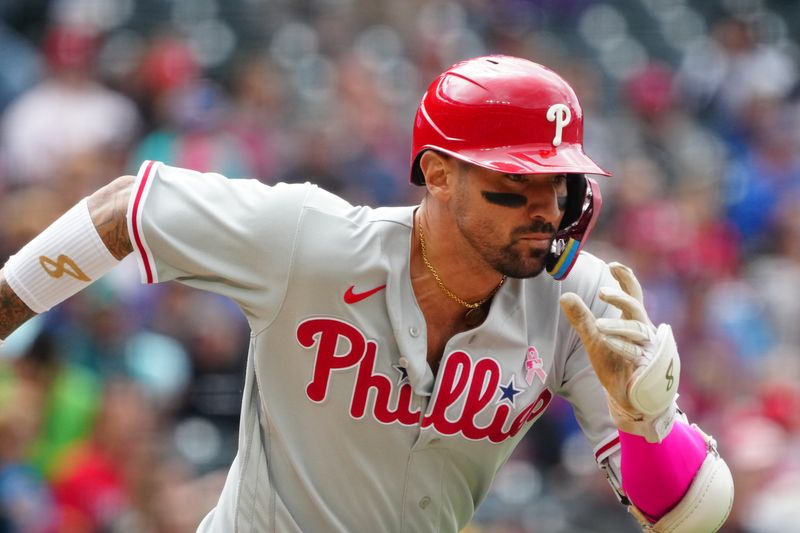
[512,220,557,238]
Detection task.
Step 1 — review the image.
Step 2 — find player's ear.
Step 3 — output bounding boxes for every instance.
[419,150,456,200]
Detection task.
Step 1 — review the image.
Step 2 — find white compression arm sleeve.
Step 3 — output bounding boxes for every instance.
[3,198,119,313]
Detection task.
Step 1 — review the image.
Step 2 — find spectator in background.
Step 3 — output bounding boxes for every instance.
[0,24,139,199]
[223,55,288,183]
[619,62,728,193]
[10,331,99,480]
[0,21,42,115]
[49,380,144,531]
[331,55,408,205]
[130,37,261,180]
[747,201,800,351]
[0,362,57,533]
[168,291,248,474]
[676,11,797,133]
[130,78,257,178]
[280,54,410,205]
[605,156,686,325]
[134,35,200,128]
[722,93,800,254]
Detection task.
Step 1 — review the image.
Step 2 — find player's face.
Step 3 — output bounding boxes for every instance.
[450,163,567,278]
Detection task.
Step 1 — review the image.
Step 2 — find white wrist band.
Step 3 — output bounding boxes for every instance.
[3,198,119,313]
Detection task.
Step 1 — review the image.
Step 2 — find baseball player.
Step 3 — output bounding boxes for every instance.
[0,56,732,532]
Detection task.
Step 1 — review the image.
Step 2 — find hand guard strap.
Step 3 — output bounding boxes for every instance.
[609,323,680,443]
[630,324,680,416]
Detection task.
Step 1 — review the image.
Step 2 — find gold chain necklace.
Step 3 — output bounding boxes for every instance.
[418,224,506,326]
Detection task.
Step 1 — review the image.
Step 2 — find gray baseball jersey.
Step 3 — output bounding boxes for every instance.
[126,160,623,533]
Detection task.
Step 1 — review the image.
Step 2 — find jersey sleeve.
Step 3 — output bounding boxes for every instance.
[555,254,623,464]
[126,160,313,325]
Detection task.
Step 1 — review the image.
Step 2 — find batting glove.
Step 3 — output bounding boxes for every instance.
[560,262,680,443]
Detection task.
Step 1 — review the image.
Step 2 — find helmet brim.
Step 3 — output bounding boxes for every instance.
[454,142,612,177]
[410,143,612,185]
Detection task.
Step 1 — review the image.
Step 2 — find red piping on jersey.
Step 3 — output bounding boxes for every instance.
[595,435,620,460]
[132,160,155,284]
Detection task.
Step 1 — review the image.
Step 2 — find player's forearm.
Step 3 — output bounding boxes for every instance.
[0,270,37,339]
[0,176,135,340]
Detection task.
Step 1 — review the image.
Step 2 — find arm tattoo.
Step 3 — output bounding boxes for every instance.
[0,270,36,339]
[88,175,135,261]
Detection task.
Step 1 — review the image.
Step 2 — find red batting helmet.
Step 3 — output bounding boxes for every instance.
[410,55,612,280]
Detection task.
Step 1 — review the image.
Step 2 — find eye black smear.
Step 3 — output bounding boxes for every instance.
[557,195,567,211]
[481,191,527,207]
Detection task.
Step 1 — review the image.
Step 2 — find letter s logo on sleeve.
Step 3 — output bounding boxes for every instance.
[39,255,91,282]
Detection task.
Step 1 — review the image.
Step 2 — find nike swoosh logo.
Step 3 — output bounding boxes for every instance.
[344,284,387,304]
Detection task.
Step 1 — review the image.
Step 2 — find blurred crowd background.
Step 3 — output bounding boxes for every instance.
[1,0,799,531]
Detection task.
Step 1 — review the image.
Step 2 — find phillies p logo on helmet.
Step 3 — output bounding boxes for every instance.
[546,103,572,147]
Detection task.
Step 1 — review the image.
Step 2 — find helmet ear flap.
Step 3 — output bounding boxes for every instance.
[560,174,586,229]
[546,176,602,280]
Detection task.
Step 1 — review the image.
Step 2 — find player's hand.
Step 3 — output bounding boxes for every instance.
[559,262,680,443]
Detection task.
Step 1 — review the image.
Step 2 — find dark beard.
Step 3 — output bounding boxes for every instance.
[492,220,557,278]
[490,240,551,279]
[459,224,553,278]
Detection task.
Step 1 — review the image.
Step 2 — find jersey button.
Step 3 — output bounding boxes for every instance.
[409,326,419,337]
[418,496,431,509]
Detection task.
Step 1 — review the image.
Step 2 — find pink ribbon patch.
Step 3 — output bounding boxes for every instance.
[525,346,547,386]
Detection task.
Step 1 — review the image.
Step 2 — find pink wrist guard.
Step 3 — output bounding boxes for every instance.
[619,420,707,520]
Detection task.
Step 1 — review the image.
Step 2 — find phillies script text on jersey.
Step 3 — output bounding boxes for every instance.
[297,317,553,443]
